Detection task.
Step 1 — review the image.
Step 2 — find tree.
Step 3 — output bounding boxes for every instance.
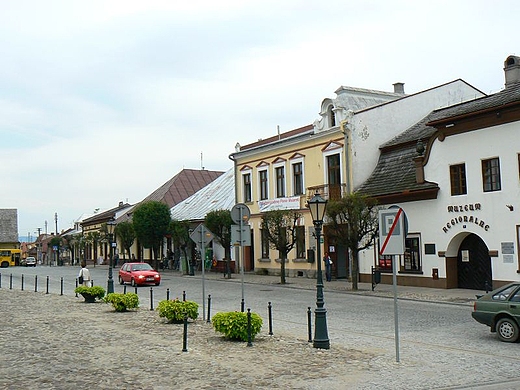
[169,219,191,274]
[260,209,301,284]
[132,201,171,269]
[204,209,233,278]
[325,192,379,291]
[115,221,136,261]
[84,231,102,267]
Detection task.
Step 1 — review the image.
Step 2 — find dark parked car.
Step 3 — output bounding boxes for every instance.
[118,262,161,287]
[472,282,520,342]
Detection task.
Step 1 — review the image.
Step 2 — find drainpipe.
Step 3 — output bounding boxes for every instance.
[340,115,354,194]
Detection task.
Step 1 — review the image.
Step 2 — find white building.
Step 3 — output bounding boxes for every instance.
[357,55,520,290]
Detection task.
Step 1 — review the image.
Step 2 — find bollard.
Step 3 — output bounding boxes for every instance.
[35,275,38,293]
[21,274,24,291]
[307,307,312,343]
[166,288,170,301]
[268,302,273,336]
[123,285,127,294]
[182,313,188,352]
[46,276,50,294]
[183,290,186,301]
[75,279,78,297]
[241,298,245,313]
[10,274,13,290]
[247,308,253,347]
[134,286,138,295]
[60,277,64,296]
[150,287,154,311]
[207,294,211,323]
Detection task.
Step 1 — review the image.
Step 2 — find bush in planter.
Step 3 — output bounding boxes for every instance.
[212,311,263,341]
[74,286,106,301]
[157,299,199,323]
[104,292,139,312]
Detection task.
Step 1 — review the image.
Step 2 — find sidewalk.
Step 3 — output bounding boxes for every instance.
[173,268,483,305]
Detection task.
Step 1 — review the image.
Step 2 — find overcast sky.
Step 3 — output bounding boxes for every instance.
[1,0,518,239]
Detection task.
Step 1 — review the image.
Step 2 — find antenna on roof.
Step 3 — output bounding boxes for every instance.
[201,151,204,170]
[277,125,280,140]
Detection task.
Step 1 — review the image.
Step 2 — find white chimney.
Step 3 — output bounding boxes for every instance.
[504,55,520,88]
[393,82,405,94]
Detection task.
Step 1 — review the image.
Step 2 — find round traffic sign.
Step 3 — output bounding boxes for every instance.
[231,203,251,224]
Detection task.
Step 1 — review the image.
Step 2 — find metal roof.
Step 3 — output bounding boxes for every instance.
[170,168,235,221]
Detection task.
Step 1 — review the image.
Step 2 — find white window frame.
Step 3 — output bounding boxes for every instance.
[273,160,286,198]
[290,157,305,196]
[258,167,269,201]
[241,168,252,203]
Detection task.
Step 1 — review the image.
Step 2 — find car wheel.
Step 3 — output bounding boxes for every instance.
[131,278,136,287]
[155,282,160,286]
[118,276,124,285]
[496,317,519,342]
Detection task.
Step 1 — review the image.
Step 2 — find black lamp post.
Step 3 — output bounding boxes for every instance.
[107,219,116,294]
[307,191,330,349]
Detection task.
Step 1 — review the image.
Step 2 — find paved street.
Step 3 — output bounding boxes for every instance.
[2,265,520,389]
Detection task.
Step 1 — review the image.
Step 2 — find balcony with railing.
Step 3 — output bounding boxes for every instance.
[306,184,348,201]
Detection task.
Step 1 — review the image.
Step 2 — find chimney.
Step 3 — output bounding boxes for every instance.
[393,82,405,94]
[504,55,520,88]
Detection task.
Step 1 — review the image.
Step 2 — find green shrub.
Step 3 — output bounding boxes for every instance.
[74,285,106,300]
[212,311,263,341]
[157,299,199,323]
[104,292,139,312]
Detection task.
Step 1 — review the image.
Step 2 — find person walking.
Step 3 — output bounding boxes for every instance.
[78,261,92,287]
[323,253,332,282]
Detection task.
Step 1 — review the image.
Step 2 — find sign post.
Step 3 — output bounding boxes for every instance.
[190,224,214,321]
[379,207,407,363]
[231,203,251,307]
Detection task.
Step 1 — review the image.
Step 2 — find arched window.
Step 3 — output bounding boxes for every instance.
[328,105,336,127]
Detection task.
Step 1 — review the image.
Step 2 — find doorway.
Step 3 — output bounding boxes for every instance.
[457,233,492,290]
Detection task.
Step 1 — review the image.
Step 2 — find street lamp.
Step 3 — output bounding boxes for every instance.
[106,218,116,294]
[307,191,330,349]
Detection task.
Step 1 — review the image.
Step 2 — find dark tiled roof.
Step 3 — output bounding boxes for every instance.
[238,125,314,152]
[356,141,438,198]
[81,202,132,225]
[428,83,520,124]
[143,168,224,208]
[0,209,18,243]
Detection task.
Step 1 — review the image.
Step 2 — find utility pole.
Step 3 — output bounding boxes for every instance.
[55,212,58,234]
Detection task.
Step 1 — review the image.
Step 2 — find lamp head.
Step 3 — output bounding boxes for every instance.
[107,218,116,235]
[307,191,328,224]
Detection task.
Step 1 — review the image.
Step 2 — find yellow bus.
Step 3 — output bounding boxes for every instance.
[0,249,21,268]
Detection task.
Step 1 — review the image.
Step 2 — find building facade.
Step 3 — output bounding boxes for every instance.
[358,55,520,290]
[231,79,486,280]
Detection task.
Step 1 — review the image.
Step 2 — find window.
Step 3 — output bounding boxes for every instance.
[243,173,251,202]
[261,229,270,258]
[404,236,421,271]
[327,153,341,199]
[482,158,501,192]
[378,255,393,271]
[327,105,336,127]
[449,164,467,195]
[259,170,268,200]
[292,162,303,195]
[295,226,305,258]
[275,166,285,198]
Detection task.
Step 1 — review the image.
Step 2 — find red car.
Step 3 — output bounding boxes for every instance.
[119,262,161,287]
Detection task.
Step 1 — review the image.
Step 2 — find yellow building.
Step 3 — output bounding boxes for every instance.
[229,86,406,278]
